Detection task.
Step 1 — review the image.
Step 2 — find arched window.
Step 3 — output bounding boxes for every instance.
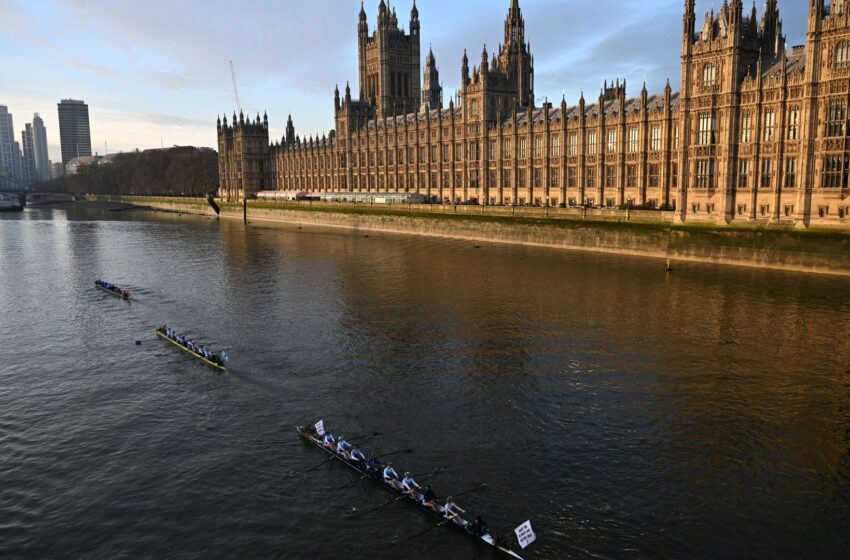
[702,64,717,87]
[836,41,850,70]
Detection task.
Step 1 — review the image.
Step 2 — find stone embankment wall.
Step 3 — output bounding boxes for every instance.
[106,196,850,276]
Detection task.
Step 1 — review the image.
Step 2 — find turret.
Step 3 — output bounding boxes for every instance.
[410,0,419,36]
[462,49,470,87]
[481,44,489,75]
[285,114,295,144]
[334,84,341,112]
[216,115,221,131]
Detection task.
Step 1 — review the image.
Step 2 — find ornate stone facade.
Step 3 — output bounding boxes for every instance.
[217,0,850,228]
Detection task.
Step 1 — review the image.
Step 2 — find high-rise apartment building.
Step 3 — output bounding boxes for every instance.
[31,113,50,183]
[21,125,37,187]
[58,99,92,165]
[0,105,18,189]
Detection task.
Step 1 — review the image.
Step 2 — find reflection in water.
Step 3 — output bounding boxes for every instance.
[1,207,848,559]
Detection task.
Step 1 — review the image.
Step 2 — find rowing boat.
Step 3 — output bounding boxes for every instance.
[95,281,130,299]
[296,425,525,559]
[156,328,227,371]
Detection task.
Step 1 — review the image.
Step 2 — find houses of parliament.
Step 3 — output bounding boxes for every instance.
[217,0,850,227]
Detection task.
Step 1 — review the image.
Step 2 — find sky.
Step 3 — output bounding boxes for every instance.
[1,0,807,163]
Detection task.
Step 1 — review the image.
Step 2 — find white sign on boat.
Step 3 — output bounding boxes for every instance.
[514,520,536,549]
[314,419,325,436]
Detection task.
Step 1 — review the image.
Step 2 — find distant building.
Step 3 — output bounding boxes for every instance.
[65,155,101,175]
[58,99,92,165]
[31,113,50,183]
[50,161,64,179]
[0,105,19,189]
[21,125,35,187]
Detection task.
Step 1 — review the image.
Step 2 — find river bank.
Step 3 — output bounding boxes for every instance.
[92,195,850,276]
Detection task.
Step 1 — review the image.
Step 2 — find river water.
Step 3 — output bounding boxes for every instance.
[1,206,849,559]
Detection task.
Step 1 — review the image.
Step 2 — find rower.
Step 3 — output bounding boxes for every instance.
[364,456,381,474]
[382,462,401,490]
[401,472,421,499]
[336,437,352,459]
[420,484,439,512]
[350,448,367,465]
[322,433,336,449]
[442,496,467,526]
[468,515,489,537]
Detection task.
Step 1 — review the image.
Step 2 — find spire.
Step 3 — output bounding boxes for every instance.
[505,0,524,45]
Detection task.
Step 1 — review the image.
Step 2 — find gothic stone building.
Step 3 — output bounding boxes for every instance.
[218,0,850,228]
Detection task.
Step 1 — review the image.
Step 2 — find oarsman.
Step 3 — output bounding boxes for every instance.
[420,484,439,513]
[350,448,367,465]
[322,433,336,449]
[442,496,466,526]
[468,515,489,537]
[364,456,381,474]
[382,462,401,490]
[336,437,352,459]
[401,472,422,499]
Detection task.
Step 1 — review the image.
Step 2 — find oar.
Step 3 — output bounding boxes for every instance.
[249,431,381,446]
[336,464,447,491]
[396,518,452,544]
[297,441,404,476]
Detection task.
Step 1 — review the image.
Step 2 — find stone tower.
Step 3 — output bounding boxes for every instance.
[497,0,534,109]
[420,47,443,111]
[217,111,269,201]
[357,1,422,119]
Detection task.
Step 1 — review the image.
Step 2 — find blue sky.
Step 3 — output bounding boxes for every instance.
[1,0,807,162]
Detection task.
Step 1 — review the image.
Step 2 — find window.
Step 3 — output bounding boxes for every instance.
[586,166,596,188]
[823,155,847,188]
[470,100,480,116]
[650,126,661,151]
[469,142,479,162]
[533,168,541,189]
[837,40,850,70]
[626,165,637,187]
[552,136,561,157]
[455,143,463,161]
[606,165,616,188]
[673,126,680,150]
[696,160,714,188]
[550,168,560,189]
[739,159,749,189]
[763,109,776,141]
[787,107,800,140]
[518,169,526,189]
[784,205,794,217]
[741,111,752,143]
[607,130,617,152]
[672,163,678,188]
[442,144,449,163]
[520,138,527,159]
[503,140,512,157]
[649,164,659,187]
[568,133,578,156]
[534,136,543,158]
[785,157,797,189]
[698,113,716,145]
[827,101,846,137]
[702,64,717,87]
[489,140,497,160]
[587,132,597,155]
[628,128,639,152]
[761,159,773,189]
[568,166,577,188]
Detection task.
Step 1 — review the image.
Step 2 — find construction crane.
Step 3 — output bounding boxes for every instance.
[229,60,242,113]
